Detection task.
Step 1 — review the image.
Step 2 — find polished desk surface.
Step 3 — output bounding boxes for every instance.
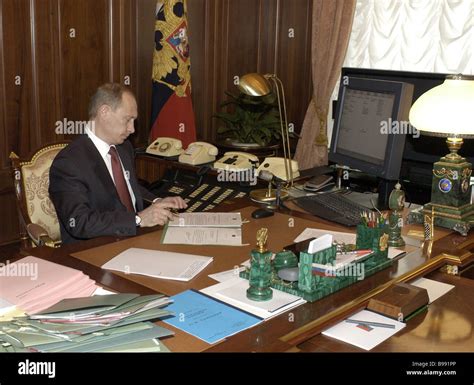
[23,199,474,352]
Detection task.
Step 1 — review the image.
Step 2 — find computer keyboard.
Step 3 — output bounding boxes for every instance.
[293,192,372,227]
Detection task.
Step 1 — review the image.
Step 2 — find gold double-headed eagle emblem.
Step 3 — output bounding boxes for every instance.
[152,0,192,97]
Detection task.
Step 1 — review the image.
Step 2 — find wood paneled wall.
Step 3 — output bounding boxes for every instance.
[0,0,312,244]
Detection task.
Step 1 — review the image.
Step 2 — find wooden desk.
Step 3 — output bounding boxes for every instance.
[22,199,474,352]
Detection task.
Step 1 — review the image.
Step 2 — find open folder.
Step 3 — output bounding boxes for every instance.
[163,212,243,246]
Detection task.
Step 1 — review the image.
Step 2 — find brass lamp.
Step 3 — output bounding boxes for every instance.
[409,74,474,235]
[237,73,299,203]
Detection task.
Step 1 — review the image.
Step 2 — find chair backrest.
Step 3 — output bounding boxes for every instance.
[10,143,68,244]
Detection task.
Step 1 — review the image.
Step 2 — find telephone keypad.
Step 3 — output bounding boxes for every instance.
[149,169,249,213]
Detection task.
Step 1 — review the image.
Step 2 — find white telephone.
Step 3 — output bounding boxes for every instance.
[179,141,218,165]
[146,137,183,157]
[256,157,300,181]
[214,151,259,171]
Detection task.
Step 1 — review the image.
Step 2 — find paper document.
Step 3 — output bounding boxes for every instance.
[0,298,15,315]
[163,226,242,246]
[163,212,244,245]
[0,256,97,314]
[102,248,213,281]
[201,277,306,320]
[410,277,454,304]
[208,267,246,283]
[322,309,405,351]
[163,290,261,344]
[168,212,242,227]
[312,250,373,273]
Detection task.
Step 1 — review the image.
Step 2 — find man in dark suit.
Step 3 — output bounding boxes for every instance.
[49,83,187,244]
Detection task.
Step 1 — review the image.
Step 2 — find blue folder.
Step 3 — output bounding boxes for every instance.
[163,290,262,344]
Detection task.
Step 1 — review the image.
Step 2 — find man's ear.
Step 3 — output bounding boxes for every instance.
[97,104,111,120]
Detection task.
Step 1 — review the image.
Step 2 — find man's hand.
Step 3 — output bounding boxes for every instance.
[158,196,188,210]
[137,196,187,227]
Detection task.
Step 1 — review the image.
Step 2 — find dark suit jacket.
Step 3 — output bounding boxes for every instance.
[49,136,156,244]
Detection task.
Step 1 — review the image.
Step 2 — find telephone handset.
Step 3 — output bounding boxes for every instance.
[179,141,218,165]
[146,137,183,157]
[256,157,300,181]
[214,151,260,171]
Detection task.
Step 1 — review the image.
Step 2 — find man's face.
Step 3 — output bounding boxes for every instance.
[98,92,138,145]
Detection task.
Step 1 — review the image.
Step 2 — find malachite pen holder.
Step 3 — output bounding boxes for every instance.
[247,249,273,301]
[355,224,389,257]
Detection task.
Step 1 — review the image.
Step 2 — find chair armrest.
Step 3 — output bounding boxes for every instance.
[26,223,61,248]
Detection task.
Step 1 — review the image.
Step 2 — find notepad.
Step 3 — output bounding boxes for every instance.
[102,248,213,281]
[322,309,405,351]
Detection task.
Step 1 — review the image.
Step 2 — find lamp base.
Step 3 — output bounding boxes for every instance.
[408,200,474,236]
[249,188,289,204]
[422,203,474,236]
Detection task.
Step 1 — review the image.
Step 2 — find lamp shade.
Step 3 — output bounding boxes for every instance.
[237,73,272,97]
[409,75,474,137]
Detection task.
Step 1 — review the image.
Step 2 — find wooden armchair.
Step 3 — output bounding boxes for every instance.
[10,142,69,248]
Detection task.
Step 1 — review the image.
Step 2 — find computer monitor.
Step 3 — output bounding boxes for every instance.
[329,77,414,181]
[337,68,474,204]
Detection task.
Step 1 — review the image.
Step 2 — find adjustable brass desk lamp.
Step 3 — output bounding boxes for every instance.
[237,73,299,204]
[409,74,474,235]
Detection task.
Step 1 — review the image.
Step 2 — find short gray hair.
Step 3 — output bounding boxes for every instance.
[88,83,134,119]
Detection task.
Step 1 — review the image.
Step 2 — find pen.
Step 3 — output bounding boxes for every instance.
[337,249,372,255]
[345,319,396,329]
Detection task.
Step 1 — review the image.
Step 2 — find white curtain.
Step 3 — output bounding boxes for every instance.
[328,0,474,142]
[345,0,474,73]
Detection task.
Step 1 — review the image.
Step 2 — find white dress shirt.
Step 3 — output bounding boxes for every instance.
[85,126,137,211]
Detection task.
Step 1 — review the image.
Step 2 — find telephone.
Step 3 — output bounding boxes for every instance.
[256,157,300,181]
[214,151,259,171]
[146,137,183,157]
[178,141,218,165]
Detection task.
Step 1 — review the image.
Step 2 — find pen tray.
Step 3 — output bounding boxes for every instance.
[240,227,392,302]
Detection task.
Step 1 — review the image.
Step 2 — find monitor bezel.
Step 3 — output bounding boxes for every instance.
[329,76,411,181]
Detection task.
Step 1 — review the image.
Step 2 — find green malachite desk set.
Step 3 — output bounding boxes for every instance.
[243,220,393,303]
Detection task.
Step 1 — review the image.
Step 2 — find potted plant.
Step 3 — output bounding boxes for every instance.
[214,91,282,147]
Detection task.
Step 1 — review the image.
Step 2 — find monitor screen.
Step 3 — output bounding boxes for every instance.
[329,77,414,181]
[335,88,395,166]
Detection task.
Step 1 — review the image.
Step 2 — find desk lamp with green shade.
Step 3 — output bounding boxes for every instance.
[237,73,299,204]
[408,74,474,235]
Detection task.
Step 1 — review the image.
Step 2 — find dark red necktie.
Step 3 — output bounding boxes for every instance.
[108,146,134,212]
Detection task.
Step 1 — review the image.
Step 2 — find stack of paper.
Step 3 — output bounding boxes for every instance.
[102,248,213,281]
[0,256,98,315]
[162,212,243,245]
[201,277,306,320]
[0,294,174,352]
